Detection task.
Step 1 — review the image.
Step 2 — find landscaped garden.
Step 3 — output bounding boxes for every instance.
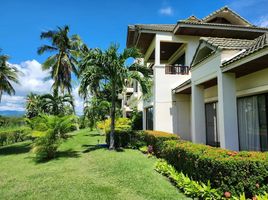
[0,129,189,200]
[0,23,268,200]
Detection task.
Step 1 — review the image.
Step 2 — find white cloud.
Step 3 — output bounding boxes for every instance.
[0,60,83,115]
[72,85,84,116]
[159,6,173,16]
[256,15,268,27]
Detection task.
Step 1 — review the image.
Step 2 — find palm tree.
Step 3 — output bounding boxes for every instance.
[25,93,43,118]
[79,44,151,149]
[37,25,82,95]
[83,97,110,130]
[41,93,74,116]
[0,51,20,101]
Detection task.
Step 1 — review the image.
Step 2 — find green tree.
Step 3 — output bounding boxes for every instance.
[83,97,110,130]
[25,93,43,118]
[41,93,74,116]
[79,44,151,149]
[0,51,20,101]
[37,25,82,95]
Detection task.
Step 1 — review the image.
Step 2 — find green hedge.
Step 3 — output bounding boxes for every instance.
[105,130,179,149]
[107,129,268,197]
[159,140,268,197]
[0,126,31,146]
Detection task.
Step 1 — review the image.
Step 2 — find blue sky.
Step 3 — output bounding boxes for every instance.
[0,0,268,114]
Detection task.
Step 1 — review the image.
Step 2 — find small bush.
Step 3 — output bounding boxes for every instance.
[29,115,78,161]
[97,117,131,133]
[155,159,221,199]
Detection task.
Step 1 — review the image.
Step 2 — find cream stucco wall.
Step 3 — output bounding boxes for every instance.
[150,33,199,133]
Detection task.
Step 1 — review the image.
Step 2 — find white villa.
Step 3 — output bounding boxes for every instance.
[124,6,268,151]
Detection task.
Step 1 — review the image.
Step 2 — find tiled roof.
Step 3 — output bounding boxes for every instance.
[134,24,175,32]
[178,20,268,31]
[222,33,268,66]
[201,37,255,50]
[201,6,252,26]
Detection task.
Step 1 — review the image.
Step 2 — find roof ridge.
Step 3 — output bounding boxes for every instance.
[201,6,252,26]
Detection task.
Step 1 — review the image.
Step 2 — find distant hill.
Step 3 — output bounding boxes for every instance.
[0,110,25,117]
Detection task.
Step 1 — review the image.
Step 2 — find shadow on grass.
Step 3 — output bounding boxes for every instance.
[0,142,31,156]
[82,144,125,153]
[84,133,104,137]
[34,149,80,164]
[82,144,107,153]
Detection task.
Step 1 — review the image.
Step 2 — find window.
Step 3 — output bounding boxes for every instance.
[146,107,153,130]
[237,94,268,151]
[205,102,220,147]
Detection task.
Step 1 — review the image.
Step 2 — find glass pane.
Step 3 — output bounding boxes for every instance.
[238,96,261,151]
[258,95,268,151]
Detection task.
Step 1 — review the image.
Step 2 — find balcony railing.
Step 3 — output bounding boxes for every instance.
[165,65,190,75]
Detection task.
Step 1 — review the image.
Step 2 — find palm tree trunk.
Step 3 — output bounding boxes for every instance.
[109,84,116,150]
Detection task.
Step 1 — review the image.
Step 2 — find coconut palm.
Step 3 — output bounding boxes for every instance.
[0,51,20,101]
[37,25,82,95]
[41,93,74,116]
[79,44,151,149]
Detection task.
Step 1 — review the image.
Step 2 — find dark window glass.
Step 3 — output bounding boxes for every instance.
[205,102,220,147]
[146,107,153,130]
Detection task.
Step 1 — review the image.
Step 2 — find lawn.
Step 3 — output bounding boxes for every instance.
[0,129,189,200]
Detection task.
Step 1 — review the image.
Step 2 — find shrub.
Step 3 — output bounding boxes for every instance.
[105,129,179,150]
[0,126,31,146]
[155,159,221,199]
[141,130,179,155]
[106,129,138,148]
[159,140,268,198]
[97,117,131,133]
[29,115,78,161]
[131,108,143,130]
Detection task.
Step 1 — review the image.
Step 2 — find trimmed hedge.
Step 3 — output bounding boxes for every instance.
[0,126,31,146]
[106,130,179,149]
[106,129,268,197]
[159,140,268,197]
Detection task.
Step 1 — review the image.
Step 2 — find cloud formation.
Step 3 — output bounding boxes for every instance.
[159,6,173,16]
[256,15,268,27]
[0,60,84,115]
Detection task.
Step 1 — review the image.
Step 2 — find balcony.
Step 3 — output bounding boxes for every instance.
[165,65,190,75]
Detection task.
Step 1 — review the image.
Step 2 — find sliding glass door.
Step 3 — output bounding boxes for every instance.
[237,94,268,151]
[205,102,220,147]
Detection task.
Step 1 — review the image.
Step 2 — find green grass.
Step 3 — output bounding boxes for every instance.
[0,129,189,200]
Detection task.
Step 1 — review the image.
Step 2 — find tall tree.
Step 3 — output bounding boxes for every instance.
[79,44,151,149]
[0,51,20,101]
[37,25,82,95]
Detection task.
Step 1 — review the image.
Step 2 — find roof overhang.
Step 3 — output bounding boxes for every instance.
[222,47,268,77]
[173,79,191,94]
[173,23,267,39]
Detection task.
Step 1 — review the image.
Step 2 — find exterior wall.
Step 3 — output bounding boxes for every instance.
[151,34,199,133]
[173,94,191,140]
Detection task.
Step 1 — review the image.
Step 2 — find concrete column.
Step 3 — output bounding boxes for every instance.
[153,36,161,130]
[191,84,206,143]
[217,72,239,151]
[143,108,146,130]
